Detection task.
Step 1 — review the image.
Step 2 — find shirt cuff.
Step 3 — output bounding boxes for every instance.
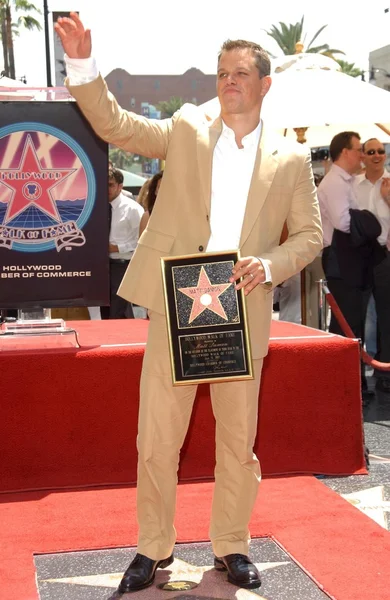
[258,257,272,288]
[117,243,134,255]
[64,54,99,85]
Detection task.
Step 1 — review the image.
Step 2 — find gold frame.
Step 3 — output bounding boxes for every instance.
[161,250,253,386]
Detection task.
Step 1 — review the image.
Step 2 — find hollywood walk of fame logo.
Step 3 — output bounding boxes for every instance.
[0,126,95,253]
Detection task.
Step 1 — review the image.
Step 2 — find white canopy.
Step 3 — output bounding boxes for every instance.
[201,53,390,145]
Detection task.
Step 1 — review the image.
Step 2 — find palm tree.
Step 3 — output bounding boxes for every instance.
[156,96,184,118]
[265,16,344,58]
[335,59,363,78]
[0,1,41,79]
[109,147,135,171]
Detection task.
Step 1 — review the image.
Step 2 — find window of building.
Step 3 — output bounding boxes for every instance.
[154,79,160,90]
[130,97,136,108]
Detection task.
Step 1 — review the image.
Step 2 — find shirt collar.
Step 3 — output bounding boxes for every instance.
[331,163,354,182]
[110,192,123,209]
[355,173,368,185]
[356,168,390,185]
[220,119,262,149]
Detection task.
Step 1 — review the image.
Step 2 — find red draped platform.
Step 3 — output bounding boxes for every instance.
[1,319,366,493]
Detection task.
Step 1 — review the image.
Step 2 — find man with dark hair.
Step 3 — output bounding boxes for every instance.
[318,131,378,400]
[104,166,143,319]
[55,13,322,593]
[218,39,271,78]
[328,131,362,163]
[354,138,390,394]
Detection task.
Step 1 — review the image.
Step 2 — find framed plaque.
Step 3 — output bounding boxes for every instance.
[161,250,253,385]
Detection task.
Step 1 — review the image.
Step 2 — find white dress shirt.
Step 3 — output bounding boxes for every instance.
[207,120,261,252]
[110,192,143,260]
[317,164,358,247]
[66,55,271,281]
[353,170,390,246]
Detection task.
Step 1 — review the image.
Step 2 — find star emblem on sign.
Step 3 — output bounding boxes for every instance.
[0,134,75,224]
[178,266,232,323]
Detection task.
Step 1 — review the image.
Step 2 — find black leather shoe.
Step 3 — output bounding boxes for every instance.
[214,553,261,589]
[118,553,174,593]
[375,378,390,394]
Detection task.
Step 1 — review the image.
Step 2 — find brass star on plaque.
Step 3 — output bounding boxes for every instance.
[178,266,232,323]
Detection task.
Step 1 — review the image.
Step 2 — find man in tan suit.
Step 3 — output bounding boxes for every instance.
[56,13,322,594]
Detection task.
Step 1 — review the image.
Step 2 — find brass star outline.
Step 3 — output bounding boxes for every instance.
[178,266,232,324]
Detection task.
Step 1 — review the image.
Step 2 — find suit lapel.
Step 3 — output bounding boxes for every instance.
[196,115,222,215]
[239,124,280,247]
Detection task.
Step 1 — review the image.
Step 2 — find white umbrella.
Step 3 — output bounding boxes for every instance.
[264,54,390,128]
[201,53,390,142]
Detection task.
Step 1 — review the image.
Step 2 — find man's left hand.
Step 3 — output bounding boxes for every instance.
[230,256,265,295]
[109,243,119,253]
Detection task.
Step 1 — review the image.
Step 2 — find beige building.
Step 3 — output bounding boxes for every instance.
[105,67,216,114]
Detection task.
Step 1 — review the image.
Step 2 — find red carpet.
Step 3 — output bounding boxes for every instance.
[1,320,365,493]
[1,476,390,600]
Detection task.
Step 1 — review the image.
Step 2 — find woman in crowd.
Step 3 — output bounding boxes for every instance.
[139,170,163,235]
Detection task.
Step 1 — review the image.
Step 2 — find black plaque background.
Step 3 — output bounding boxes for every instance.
[0,102,109,308]
[162,251,253,384]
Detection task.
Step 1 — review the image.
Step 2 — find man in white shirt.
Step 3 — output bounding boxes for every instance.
[104,166,143,319]
[354,138,390,394]
[55,14,322,594]
[318,132,372,395]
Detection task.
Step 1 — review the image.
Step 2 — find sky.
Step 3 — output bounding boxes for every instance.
[7,0,390,86]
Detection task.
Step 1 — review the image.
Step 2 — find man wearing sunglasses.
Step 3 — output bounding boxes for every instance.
[354,139,390,394]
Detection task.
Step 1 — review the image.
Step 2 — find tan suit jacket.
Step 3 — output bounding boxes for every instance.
[68,75,323,358]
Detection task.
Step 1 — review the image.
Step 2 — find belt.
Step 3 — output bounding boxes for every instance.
[109,258,130,264]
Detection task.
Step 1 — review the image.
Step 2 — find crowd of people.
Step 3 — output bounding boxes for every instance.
[319,133,390,399]
[275,132,390,401]
[87,167,163,320]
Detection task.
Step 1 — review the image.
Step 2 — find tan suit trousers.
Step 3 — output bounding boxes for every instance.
[137,311,263,560]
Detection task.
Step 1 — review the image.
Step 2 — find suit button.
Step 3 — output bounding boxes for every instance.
[198,245,204,252]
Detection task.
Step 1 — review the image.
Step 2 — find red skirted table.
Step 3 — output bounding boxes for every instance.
[0,320,365,493]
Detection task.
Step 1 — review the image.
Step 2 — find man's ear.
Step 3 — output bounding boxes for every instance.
[260,76,272,98]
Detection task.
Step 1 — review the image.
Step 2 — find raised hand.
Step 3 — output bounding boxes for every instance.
[54,12,92,59]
